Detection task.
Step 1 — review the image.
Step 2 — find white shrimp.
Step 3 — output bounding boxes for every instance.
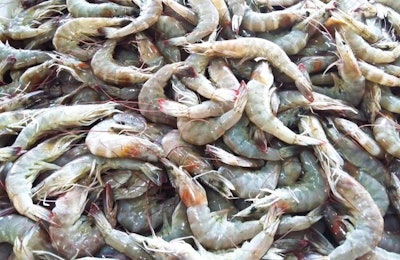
[177,81,248,145]
[373,114,400,159]
[5,134,83,222]
[327,168,384,259]
[85,118,164,162]
[245,62,323,146]
[186,37,315,101]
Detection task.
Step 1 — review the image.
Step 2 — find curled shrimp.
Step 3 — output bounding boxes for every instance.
[380,86,400,114]
[245,62,322,146]
[235,150,328,217]
[186,37,314,101]
[91,39,153,87]
[327,168,384,259]
[85,118,164,162]
[100,0,162,38]
[66,0,137,17]
[223,115,301,161]
[138,62,196,126]
[161,158,267,250]
[177,81,248,146]
[53,17,129,61]
[165,0,219,46]
[373,113,400,159]
[5,133,83,222]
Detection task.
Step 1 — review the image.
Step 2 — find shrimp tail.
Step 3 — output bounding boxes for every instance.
[0,146,25,161]
[198,170,235,198]
[99,27,120,38]
[296,63,314,102]
[29,205,52,223]
[175,65,197,78]
[89,203,113,231]
[140,163,164,186]
[158,99,190,117]
[278,146,302,159]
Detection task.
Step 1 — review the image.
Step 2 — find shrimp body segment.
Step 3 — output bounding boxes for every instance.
[186,37,314,101]
[373,114,400,159]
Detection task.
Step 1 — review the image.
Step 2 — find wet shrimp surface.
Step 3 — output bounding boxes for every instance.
[1,0,400,258]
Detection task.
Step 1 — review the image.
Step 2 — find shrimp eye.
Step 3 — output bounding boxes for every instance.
[341,40,346,45]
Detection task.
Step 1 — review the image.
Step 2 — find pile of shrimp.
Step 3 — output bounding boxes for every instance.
[2,0,400,258]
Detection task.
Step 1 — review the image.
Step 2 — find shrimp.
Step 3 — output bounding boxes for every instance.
[380,86,400,114]
[373,113,400,158]
[5,133,82,222]
[0,91,46,113]
[242,7,308,32]
[161,158,267,250]
[91,39,153,87]
[0,41,51,70]
[313,30,366,106]
[337,24,400,64]
[165,0,219,46]
[53,17,129,61]
[266,1,335,55]
[177,81,248,146]
[235,150,328,217]
[218,161,281,199]
[100,0,162,38]
[85,118,164,162]
[207,58,240,91]
[117,193,179,234]
[66,0,136,17]
[245,63,322,146]
[277,206,322,235]
[161,129,235,198]
[186,37,315,101]
[226,0,245,33]
[278,155,302,186]
[89,204,153,259]
[0,214,54,256]
[159,98,232,118]
[223,115,302,160]
[135,32,165,70]
[361,81,381,123]
[206,144,265,168]
[358,60,400,86]
[322,117,387,184]
[49,185,105,258]
[157,201,193,241]
[327,168,384,259]
[334,117,385,158]
[11,102,119,153]
[138,62,196,126]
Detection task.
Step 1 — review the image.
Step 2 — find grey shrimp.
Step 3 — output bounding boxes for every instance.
[0,214,55,257]
[223,115,302,160]
[276,206,322,235]
[218,161,281,199]
[235,150,328,217]
[91,39,153,87]
[161,129,234,198]
[53,17,129,61]
[373,113,400,159]
[100,0,162,38]
[177,81,248,146]
[66,0,137,17]
[49,185,105,258]
[138,62,196,126]
[186,37,315,101]
[206,144,265,168]
[245,62,322,146]
[165,0,219,46]
[11,102,119,153]
[0,41,51,69]
[327,168,383,259]
[313,30,366,106]
[5,134,83,222]
[334,117,385,159]
[380,86,400,114]
[322,117,387,184]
